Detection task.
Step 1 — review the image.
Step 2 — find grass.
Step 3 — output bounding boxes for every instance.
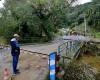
[95,32,100,39]
[0,37,7,45]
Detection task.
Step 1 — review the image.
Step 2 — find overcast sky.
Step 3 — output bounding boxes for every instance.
[0,0,5,8]
[78,0,92,4]
[0,0,92,8]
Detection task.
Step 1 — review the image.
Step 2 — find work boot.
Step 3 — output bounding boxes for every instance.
[13,70,20,76]
[16,69,20,72]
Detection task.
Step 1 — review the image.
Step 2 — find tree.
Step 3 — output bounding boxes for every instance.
[87,0,100,30]
[0,0,77,42]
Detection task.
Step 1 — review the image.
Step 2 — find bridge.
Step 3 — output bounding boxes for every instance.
[57,40,85,68]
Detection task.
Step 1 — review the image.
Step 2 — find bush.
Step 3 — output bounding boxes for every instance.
[0,37,7,45]
[64,62,96,80]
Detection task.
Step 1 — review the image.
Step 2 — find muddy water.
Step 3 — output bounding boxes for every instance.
[78,54,100,73]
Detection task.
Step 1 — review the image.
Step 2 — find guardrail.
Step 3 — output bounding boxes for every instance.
[58,40,84,68]
[58,40,82,57]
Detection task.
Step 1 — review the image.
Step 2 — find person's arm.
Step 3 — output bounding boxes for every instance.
[11,41,16,48]
[11,41,20,50]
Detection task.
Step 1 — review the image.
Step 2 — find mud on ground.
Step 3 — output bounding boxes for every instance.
[77,53,100,73]
[0,49,49,80]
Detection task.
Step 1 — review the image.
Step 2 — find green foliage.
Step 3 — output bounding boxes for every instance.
[0,37,7,45]
[64,3,90,27]
[95,32,100,38]
[66,0,100,31]
[87,1,100,30]
[0,0,76,42]
[64,62,96,80]
[0,0,99,43]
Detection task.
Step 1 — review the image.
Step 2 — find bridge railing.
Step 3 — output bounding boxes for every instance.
[58,40,84,67]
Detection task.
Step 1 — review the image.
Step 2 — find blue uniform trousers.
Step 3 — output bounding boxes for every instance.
[12,55,19,74]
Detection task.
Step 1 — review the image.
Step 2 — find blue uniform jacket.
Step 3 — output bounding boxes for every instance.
[10,38,20,56]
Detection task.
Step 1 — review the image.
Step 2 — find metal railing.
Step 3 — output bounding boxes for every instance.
[58,40,84,67]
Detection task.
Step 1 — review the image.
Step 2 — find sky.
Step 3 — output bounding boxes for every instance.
[0,0,5,8]
[0,0,92,8]
[78,0,92,4]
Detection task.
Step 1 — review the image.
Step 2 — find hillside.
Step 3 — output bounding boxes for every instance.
[66,1,100,31]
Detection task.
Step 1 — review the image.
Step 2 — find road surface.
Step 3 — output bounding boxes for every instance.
[0,39,61,80]
[21,40,61,55]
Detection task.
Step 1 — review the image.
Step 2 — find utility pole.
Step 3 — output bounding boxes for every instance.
[84,14,87,36]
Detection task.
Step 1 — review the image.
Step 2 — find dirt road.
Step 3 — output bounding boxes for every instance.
[0,48,49,80]
[21,42,60,55]
[13,52,48,80]
[0,40,61,80]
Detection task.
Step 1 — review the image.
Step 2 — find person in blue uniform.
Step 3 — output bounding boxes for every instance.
[10,34,20,75]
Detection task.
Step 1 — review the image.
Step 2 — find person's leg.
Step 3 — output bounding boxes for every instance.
[13,55,18,74]
[16,55,20,71]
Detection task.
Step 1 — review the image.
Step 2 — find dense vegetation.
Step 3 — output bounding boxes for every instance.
[66,0,100,31]
[64,62,96,80]
[0,0,76,42]
[0,0,99,43]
